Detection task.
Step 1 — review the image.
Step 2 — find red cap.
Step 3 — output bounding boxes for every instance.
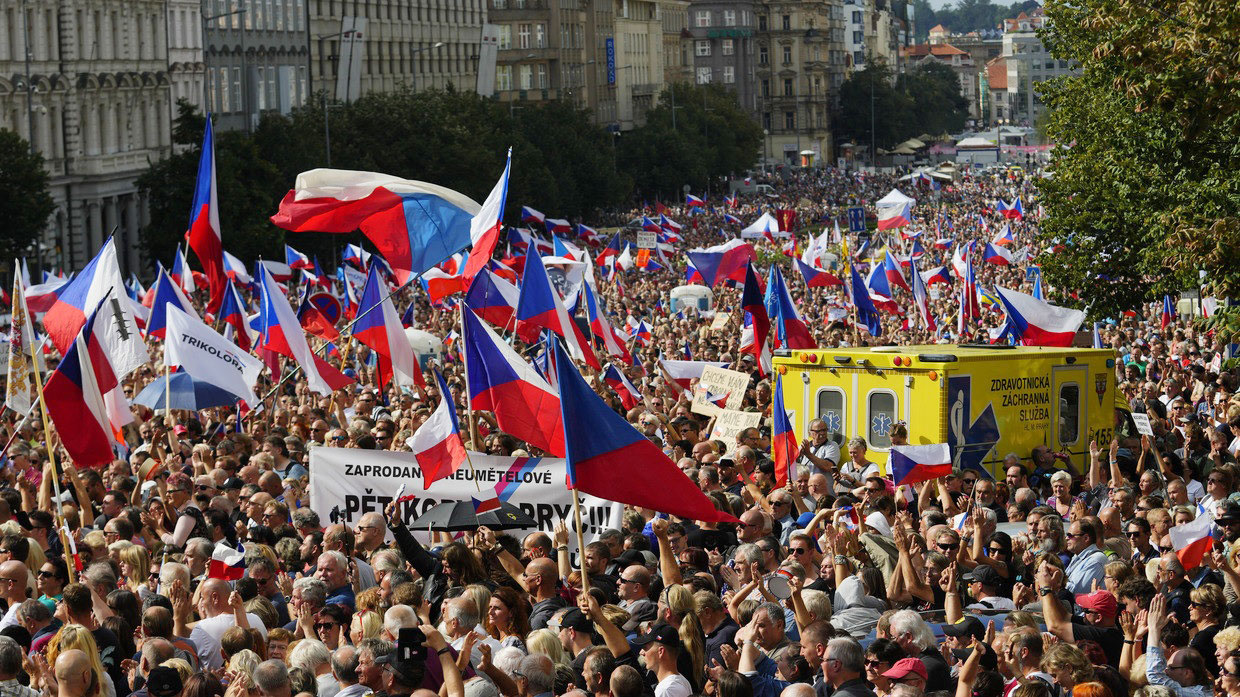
[882,657,928,681]
[1074,589,1118,619]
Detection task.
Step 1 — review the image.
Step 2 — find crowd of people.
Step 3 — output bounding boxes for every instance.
[0,163,1237,697]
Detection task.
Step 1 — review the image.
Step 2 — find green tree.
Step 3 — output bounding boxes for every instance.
[833,59,912,152]
[618,83,762,199]
[898,62,970,136]
[0,130,56,263]
[1033,0,1240,317]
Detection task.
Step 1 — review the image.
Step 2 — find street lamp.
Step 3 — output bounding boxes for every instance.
[411,42,446,91]
[202,4,249,131]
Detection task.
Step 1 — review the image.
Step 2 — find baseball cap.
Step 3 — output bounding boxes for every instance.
[941,616,985,641]
[615,549,647,568]
[963,565,1003,588]
[1074,590,1118,620]
[630,622,683,651]
[557,607,595,633]
[882,657,928,681]
[146,666,184,697]
[222,477,243,491]
[1216,501,1240,523]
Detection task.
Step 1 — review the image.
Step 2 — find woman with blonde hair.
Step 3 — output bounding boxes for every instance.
[526,628,569,668]
[46,624,112,697]
[1041,643,1095,692]
[225,649,262,690]
[660,584,706,692]
[1188,584,1226,675]
[119,544,151,598]
[1214,626,1240,672]
[350,609,382,644]
[462,584,492,634]
[1103,561,1134,595]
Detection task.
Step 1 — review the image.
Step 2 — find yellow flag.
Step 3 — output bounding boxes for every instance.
[4,274,38,416]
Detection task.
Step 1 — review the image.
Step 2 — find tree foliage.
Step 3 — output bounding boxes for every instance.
[1033,0,1240,318]
[0,129,56,262]
[909,0,1041,41]
[833,58,969,150]
[618,83,763,200]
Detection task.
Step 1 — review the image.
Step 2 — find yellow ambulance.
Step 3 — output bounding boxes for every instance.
[772,345,1118,478]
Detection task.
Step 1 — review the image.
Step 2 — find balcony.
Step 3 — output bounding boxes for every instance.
[630,82,660,95]
[497,47,561,63]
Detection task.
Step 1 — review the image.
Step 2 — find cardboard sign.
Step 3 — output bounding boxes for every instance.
[692,365,750,413]
[709,313,731,331]
[636,231,657,249]
[1131,412,1154,436]
[709,409,763,454]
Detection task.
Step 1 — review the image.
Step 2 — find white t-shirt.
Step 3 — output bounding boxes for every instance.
[190,611,268,671]
[655,674,693,697]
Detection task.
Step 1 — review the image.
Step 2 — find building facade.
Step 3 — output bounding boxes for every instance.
[659,0,690,85]
[756,0,846,166]
[900,42,975,119]
[842,0,899,72]
[168,0,207,112]
[686,0,759,115]
[308,0,483,106]
[488,0,586,113]
[204,0,311,132]
[0,0,186,272]
[1000,8,1073,126]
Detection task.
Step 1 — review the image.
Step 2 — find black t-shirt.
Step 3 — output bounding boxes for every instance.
[1191,624,1220,676]
[920,648,953,692]
[1073,622,1123,667]
[93,625,126,693]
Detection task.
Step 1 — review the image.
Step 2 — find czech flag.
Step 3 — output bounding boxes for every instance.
[270,169,482,284]
[171,246,201,294]
[410,369,468,488]
[208,544,246,581]
[421,267,466,304]
[355,265,426,389]
[462,147,511,282]
[464,269,520,329]
[42,237,133,354]
[766,266,816,349]
[223,251,252,284]
[995,286,1085,347]
[992,223,1016,246]
[724,194,738,208]
[44,302,124,468]
[983,242,1013,266]
[849,264,883,337]
[923,265,952,286]
[509,228,554,256]
[641,217,661,233]
[258,264,353,395]
[1092,322,1104,349]
[997,198,1024,219]
[686,194,705,207]
[1161,295,1175,330]
[911,262,936,332]
[890,443,952,487]
[462,305,564,456]
[146,268,200,340]
[877,202,912,230]
[472,496,501,514]
[521,206,546,225]
[218,280,253,351]
[583,282,631,364]
[909,238,927,261]
[603,363,642,410]
[724,213,743,226]
[686,239,755,287]
[545,218,572,235]
[771,373,798,487]
[659,358,728,393]
[575,223,599,242]
[343,243,370,269]
[1169,511,1214,572]
[741,264,770,367]
[554,339,739,523]
[285,244,313,270]
[184,116,226,313]
[882,251,911,292]
[794,259,841,288]
[595,233,624,266]
[934,237,954,250]
[514,249,600,369]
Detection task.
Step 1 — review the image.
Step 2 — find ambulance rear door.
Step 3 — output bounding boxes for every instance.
[1051,364,1088,469]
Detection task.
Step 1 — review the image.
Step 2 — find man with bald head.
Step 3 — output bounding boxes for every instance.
[353,512,388,556]
[617,565,655,632]
[54,649,93,697]
[0,560,28,630]
[524,557,566,630]
[738,509,771,544]
[190,578,268,671]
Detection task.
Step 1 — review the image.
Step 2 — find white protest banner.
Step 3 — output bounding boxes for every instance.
[165,306,264,404]
[709,313,731,331]
[308,448,621,554]
[709,409,763,454]
[693,365,749,411]
[636,231,657,249]
[1131,412,1154,437]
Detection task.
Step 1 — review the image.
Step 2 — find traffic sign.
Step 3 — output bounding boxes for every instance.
[846,206,866,233]
[308,293,343,325]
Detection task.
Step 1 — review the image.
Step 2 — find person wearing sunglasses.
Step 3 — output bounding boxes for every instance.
[863,638,906,697]
[1145,593,1213,697]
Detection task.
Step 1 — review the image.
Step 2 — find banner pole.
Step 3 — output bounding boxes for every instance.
[458,304,481,451]
[23,306,76,584]
[571,487,590,595]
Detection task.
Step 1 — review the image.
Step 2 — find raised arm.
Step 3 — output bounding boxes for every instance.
[579,589,630,659]
[651,519,683,587]
[1037,563,1074,642]
[944,562,963,623]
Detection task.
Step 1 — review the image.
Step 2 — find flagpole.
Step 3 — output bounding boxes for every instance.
[22,292,76,584]
[457,304,481,451]
[571,486,591,594]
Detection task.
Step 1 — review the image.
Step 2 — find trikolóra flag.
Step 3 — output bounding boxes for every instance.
[164,305,264,404]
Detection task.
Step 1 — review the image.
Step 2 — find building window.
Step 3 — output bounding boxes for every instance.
[519,64,532,89]
[722,39,734,55]
[518,24,531,49]
[763,112,771,130]
[784,110,795,129]
[696,66,711,83]
[497,65,513,90]
[537,64,547,88]
[782,45,791,64]
[852,10,862,23]
[695,40,710,57]
[695,10,710,27]
[758,14,767,30]
[493,0,506,8]
[723,66,734,83]
[783,78,793,96]
[723,10,735,26]
[536,24,546,48]
[761,79,769,97]
[781,14,790,30]
[759,45,768,65]
[853,30,862,44]
[498,25,512,50]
